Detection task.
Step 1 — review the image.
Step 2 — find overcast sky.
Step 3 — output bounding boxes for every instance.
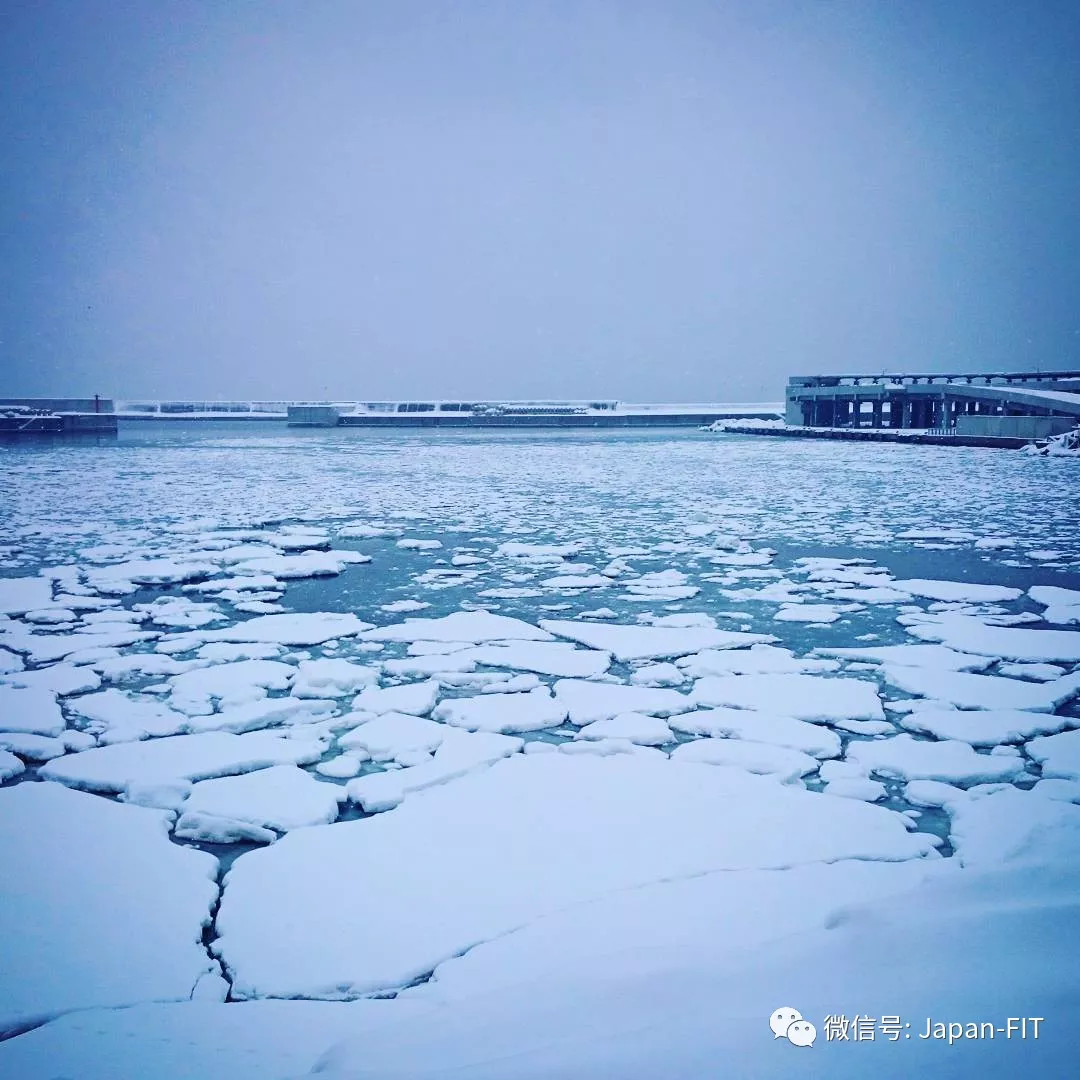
[2,1,1078,402]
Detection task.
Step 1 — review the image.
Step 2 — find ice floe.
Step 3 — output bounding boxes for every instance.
[344,729,523,812]
[884,665,1080,712]
[179,765,343,833]
[353,680,440,717]
[668,707,842,757]
[538,619,774,660]
[433,686,568,732]
[899,708,1077,746]
[0,685,66,736]
[215,753,936,1000]
[848,734,1028,783]
[690,673,886,722]
[670,737,818,782]
[1025,730,1080,780]
[552,679,693,724]
[39,731,325,793]
[677,643,839,677]
[574,713,674,745]
[361,610,554,644]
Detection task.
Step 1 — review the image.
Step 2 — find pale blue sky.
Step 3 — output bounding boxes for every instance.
[2,1,1078,400]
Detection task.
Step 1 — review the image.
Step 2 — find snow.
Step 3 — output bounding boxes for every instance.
[891,578,1023,603]
[574,713,674,745]
[290,658,379,697]
[553,679,693,724]
[352,680,440,717]
[0,782,217,1036]
[677,644,839,677]
[812,642,993,671]
[883,665,1080,712]
[433,687,568,733]
[1026,729,1080,780]
[670,738,819,782]
[344,729,523,812]
[899,707,1077,746]
[669,707,842,757]
[361,611,554,644]
[38,731,325,793]
[216,753,936,999]
[847,734,1028,783]
[0,685,65,735]
[180,765,342,833]
[538,619,775,660]
[381,652,478,677]
[690,673,886,722]
[315,755,363,779]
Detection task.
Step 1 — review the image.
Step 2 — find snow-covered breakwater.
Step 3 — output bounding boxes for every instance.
[0,426,1078,1078]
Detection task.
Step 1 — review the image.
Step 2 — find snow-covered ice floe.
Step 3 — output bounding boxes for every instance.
[0,782,218,1036]
[214,753,938,1000]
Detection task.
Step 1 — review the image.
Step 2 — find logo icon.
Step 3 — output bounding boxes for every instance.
[770,1007,816,1047]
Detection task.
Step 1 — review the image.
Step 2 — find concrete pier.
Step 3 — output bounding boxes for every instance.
[785,371,1080,437]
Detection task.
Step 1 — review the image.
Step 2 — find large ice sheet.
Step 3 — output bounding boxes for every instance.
[538,619,775,660]
[302,859,1080,1080]
[215,753,936,999]
[0,782,218,1036]
[338,712,448,758]
[291,658,380,697]
[690,673,886,722]
[0,1001,404,1080]
[39,731,324,793]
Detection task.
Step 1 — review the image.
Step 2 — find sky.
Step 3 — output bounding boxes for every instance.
[1,0,1078,402]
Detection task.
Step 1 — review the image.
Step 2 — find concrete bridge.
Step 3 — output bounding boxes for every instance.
[786,371,1080,438]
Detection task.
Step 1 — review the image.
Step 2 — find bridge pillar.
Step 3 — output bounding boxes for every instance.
[871,400,883,428]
